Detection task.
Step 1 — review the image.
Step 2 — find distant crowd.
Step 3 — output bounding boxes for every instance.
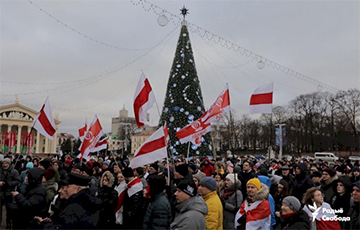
[0,152,359,230]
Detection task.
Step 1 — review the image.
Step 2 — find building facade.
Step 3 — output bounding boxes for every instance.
[0,100,60,155]
[131,130,155,154]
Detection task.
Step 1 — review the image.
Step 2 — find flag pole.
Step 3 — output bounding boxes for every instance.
[186,142,191,164]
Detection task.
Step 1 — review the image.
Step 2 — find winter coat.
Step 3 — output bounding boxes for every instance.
[18,169,28,194]
[43,177,58,212]
[202,190,223,230]
[276,210,310,230]
[42,188,101,229]
[320,175,338,204]
[97,171,118,229]
[170,196,208,230]
[221,183,243,230]
[258,175,277,229]
[292,169,314,201]
[281,174,294,194]
[122,177,147,229]
[12,167,46,229]
[235,183,271,230]
[344,202,360,230]
[238,169,255,197]
[143,192,172,229]
[331,175,352,229]
[0,164,20,200]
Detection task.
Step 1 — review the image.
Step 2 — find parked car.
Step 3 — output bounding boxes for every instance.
[349,156,360,162]
[314,152,338,162]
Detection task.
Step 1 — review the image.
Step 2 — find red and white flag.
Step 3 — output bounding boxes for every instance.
[202,83,231,124]
[176,117,212,147]
[90,136,108,153]
[78,118,88,142]
[249,82,273,114]
[133,73,156,128]
[164,123,170,144]
[32,97,56,140]
[79,115,104,161]
[129,126,167,169]
[115,181,127,225]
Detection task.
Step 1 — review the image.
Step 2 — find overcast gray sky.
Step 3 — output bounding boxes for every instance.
[1,0,359,136]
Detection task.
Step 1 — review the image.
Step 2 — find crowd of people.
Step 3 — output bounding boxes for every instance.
[0,152,359,230]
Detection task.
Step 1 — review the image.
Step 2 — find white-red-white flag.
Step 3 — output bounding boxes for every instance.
[79,115,104,161]
[164,123,170,144]
[249,82,273,114]
[176,117,212,147]
[115,181,127,224]
[133,73,156,128]
[202,83,230,124]
[90,136,108,153]
[78,118,88,142]
[129,126,167,169]
[32,97,56,140]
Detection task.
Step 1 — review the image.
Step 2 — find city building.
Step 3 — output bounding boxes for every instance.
[0,98,60,154]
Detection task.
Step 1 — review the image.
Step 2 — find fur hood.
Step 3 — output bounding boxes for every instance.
[100,171,115,188]
[252,183,269,202]
[320,174,338,186]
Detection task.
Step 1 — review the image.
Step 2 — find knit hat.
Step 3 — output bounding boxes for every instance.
[43,168,56,181]
[352,167,359,173]
[122,167,134,178]
[283,196,302,212]
[193,172,206,182]
[26,162,34,169]
[225,173,240,185]
[175,164,189,177]
[177,179,197,197]
[199,177,217,192]
[2,158,11,164]
[247,178,261,190]
[40,160,51,170]
[323,168,336,177]
[150,163,159,172]
[353,181,360,189]
[103,160,110,166]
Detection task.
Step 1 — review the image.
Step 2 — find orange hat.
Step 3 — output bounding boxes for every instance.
[247,178,261,190]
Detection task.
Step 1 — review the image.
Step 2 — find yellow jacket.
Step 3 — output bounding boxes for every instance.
[202,190,223,230]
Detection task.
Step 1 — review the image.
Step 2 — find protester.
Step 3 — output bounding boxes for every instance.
[320,167,338,203]
[202,158,215,176]
[311,171,322,189]
[198,177,223,230]
[38,173,101,229]
[0,157,20,229]
[280,165,294,194]
[331,176,352,229]
[19,161,33,194]
[221,173,243,230]
[170,179,208,229]
[276,196,310,229]
[42,168,58,216]
[302,187,341,230]
[122,167,146,229]
[11,167,46,229]
[97,171,118,229]
[350,167,360,183]
[238,160,256,197]
[235,178,271,229]
[292,163,314,201]
[114,172,126,227]
[344,181,360,230]
[143,174,172,229]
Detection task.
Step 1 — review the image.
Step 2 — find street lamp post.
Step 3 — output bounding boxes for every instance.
[275,124,286,159]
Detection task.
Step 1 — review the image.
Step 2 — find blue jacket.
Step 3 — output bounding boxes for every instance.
[258,175,276,229]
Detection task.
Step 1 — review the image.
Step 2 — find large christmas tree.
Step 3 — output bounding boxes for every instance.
[159,11,212,157]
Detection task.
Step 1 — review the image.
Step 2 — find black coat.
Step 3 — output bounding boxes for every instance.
[276,210,310,230]
[123,189,146,229]
[97,186,118,229]
[292,172,314,201]
[238,169,255,196]
[344,202,360,230]
[12,167,46,229]
[43,188,101,229]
